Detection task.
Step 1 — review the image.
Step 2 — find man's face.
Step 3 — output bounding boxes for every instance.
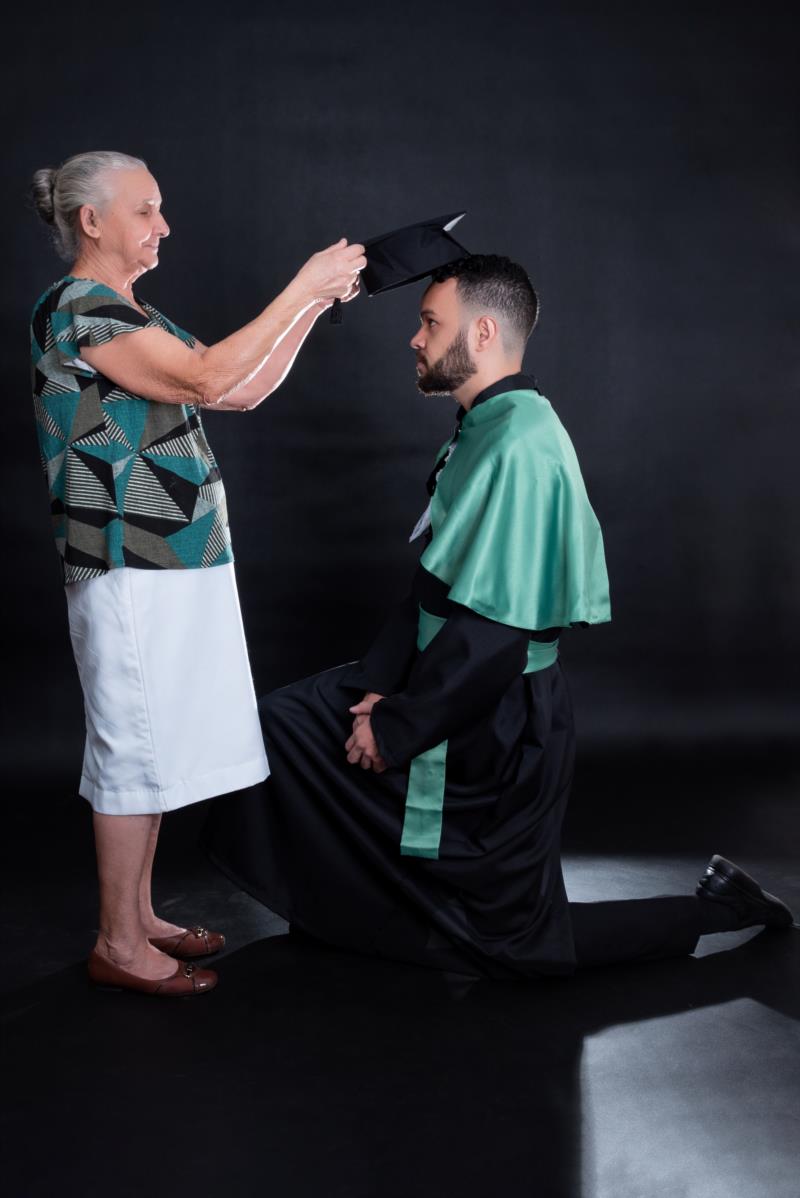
[410,278,477,395]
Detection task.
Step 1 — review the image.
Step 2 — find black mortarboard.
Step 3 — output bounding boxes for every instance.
[329,212,469,322]
[361,212,469,296]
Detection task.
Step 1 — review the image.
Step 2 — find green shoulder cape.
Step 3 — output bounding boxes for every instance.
[420,388,611,630]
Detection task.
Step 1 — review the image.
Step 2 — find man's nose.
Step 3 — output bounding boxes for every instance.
[410,330,424,350]
[156,214,170,237]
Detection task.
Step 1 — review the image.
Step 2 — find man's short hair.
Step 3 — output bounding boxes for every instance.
[430,254,539,349]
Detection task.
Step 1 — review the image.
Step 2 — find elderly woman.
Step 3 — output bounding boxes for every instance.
[30,150,365,997]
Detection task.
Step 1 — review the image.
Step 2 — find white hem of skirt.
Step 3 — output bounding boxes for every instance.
[80,752,269,816]
[65,563,269,816]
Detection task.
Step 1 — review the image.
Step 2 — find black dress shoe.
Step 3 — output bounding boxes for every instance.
[696,855,795,929]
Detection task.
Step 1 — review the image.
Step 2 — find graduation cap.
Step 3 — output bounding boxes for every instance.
[362,211,469,295]
[330,212,469,322]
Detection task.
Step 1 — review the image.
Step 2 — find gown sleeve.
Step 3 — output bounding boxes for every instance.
[369,604,531,768]
[340,591,421,696]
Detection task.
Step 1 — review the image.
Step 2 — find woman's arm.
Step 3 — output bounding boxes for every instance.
[77,239,364,408]
[206,298,334,411]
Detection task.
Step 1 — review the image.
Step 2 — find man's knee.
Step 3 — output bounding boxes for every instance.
[258,684,295,731]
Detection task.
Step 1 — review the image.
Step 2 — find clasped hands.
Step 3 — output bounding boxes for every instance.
[345,692,387,773]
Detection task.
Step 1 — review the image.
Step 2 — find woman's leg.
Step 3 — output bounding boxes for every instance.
[93,812,176,979]
[136,814,188,939]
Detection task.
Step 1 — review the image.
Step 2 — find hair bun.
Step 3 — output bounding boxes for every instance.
[30,167,58,225]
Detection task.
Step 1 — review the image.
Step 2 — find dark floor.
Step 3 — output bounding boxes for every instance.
[2,749,799,1198]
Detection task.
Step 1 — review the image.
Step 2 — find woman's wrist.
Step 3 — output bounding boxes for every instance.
[282,273,321,314]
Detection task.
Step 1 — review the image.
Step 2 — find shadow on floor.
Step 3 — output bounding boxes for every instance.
[2,925,797,1198]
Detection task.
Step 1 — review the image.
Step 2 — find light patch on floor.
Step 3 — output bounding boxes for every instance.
[567,853,800,1198]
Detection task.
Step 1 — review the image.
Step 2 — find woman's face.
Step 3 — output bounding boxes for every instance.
[82,167,170,276]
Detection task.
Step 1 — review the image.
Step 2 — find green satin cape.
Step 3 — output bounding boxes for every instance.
[420,389,611,630]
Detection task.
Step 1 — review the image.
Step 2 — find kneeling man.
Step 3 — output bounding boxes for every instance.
[208,255,793,978]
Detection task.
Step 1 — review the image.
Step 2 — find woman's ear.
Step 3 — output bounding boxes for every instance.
[79,204,101,240]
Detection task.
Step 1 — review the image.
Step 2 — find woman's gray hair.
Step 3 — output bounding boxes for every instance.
[29,150,148,263]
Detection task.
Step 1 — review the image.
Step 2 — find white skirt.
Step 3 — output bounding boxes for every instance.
[65,563,269,815]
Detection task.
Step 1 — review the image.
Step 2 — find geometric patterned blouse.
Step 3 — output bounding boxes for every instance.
[30,276,233,584]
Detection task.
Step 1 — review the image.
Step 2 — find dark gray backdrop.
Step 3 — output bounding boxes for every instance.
[4,2,798,770]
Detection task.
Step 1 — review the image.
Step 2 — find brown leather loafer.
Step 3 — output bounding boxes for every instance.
[88,949,217,996]
[148,926,225,959]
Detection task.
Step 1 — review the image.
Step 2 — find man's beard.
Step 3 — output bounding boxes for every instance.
[416,329,477,394]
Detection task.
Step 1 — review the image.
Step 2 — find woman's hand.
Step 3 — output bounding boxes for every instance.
[295,238,366,305]
[340,274,362,304]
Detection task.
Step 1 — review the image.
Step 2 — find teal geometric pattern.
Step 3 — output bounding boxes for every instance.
[30,276,233,584]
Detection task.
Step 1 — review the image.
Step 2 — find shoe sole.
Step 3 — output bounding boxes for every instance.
[90,981,217,996]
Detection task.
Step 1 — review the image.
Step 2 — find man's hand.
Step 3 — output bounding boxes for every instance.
[351,692,385,721]
[346,694,387,772]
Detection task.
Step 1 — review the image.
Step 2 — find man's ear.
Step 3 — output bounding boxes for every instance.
[474,314,499,351]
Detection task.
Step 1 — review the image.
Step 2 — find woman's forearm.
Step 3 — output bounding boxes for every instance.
[210,301,328,411]
[196,278,317,406]
[197,239,363,406]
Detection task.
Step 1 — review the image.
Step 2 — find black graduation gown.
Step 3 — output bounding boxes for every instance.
[207,561,578,980]
[207,375,707,977]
